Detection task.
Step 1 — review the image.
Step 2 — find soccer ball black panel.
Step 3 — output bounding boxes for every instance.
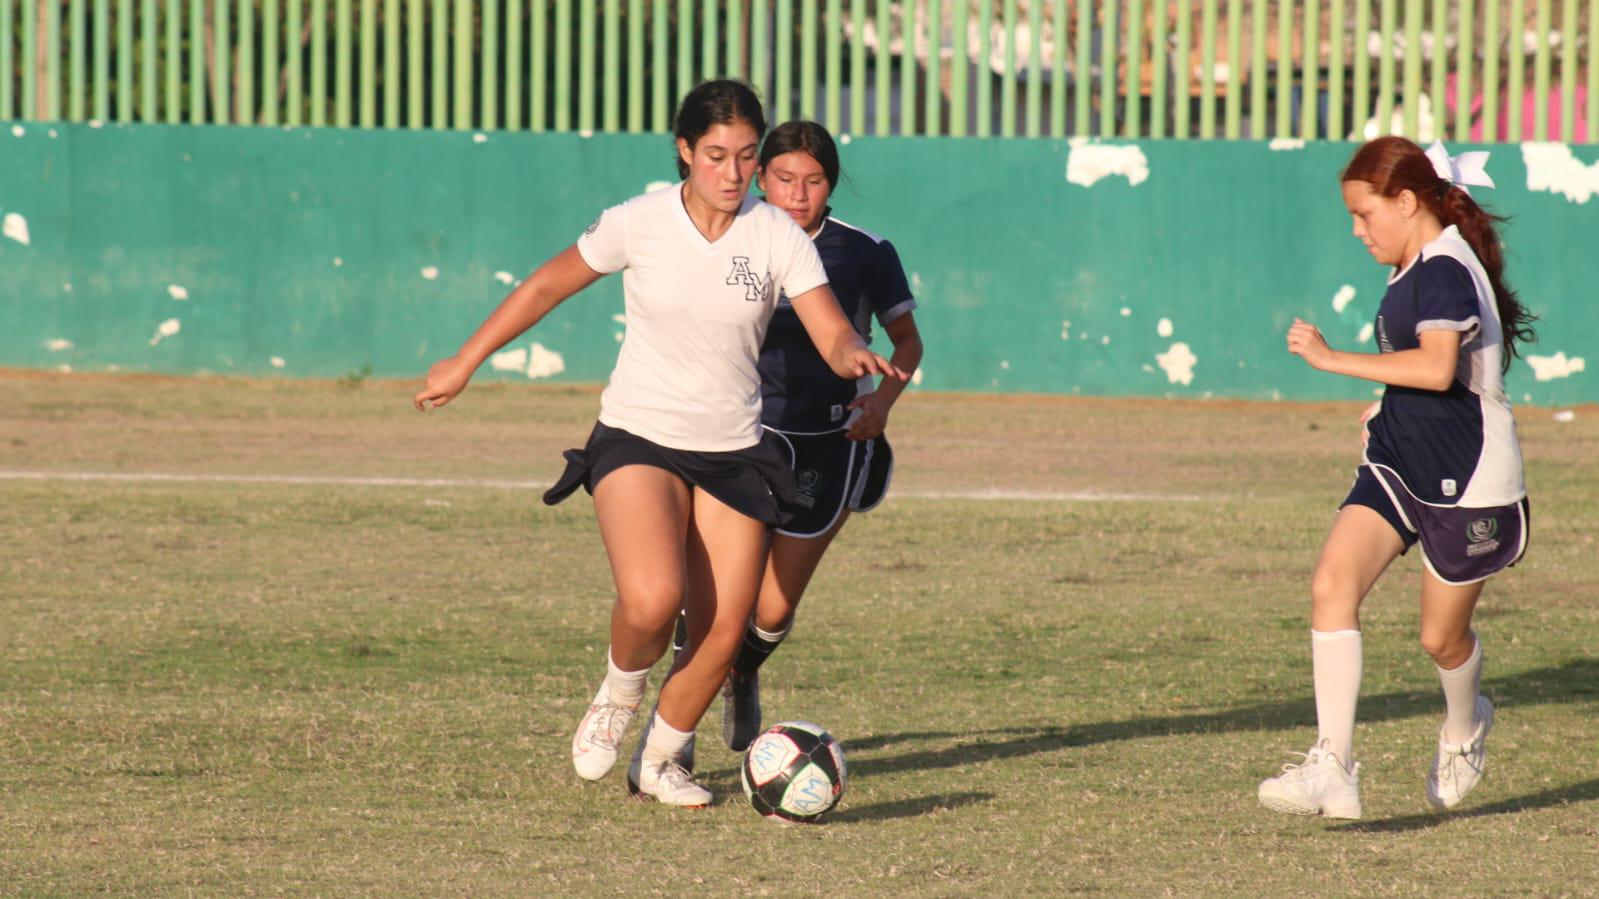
[740,721,846,822]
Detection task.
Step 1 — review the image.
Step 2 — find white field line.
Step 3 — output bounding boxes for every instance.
[0,470,1203,503]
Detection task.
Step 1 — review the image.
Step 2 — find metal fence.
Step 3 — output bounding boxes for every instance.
[1,1,1594,141]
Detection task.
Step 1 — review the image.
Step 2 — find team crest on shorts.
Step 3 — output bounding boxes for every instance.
[727,256,773,302]
[1465,517,1501,556]
[793,468,819,509]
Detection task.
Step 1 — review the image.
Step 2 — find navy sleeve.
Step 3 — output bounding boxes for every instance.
[1412,255,1480,338]
[868,239,916,325]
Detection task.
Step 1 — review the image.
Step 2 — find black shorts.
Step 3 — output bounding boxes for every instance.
[1343,464,1530,586]
[542,422,803,527]
[764,426,894,539]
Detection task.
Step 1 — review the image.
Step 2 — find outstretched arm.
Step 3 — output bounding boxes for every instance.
[788,285,909,382]
[1287,318,1461,392]
[414,246,604,410]
[845,313,924,441]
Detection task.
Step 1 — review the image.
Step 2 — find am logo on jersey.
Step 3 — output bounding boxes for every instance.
[726,256,773,302]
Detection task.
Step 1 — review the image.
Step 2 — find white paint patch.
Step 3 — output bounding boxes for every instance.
[839,133,852,145]
[1553,409,1576,423]
[333,257,344,267]
[56,364,72,373]
[88,119,103,128]
[46,338,74,352]
[1100,335,1111,345]
[1522,142,1599,204]
[62,282,72,292]
[611,313,627,325]
[1060,320,1071,340]
[1065,138,1150,188]
[1156,317,1174,338]
[494,271,515,285]
[911,368,924,386]
[10,125,23,137]
[472,133,488,143]
[1000,360,1010,370]
[420,266,439,280]
[148,318,182,347]
[1331,284,1357,313]
[490,342,566,380]
[644,180,673,193]
[1357,323,1375,343]
[1155,342,1198,385]
[1141,363,1156,373]
[167,284,189,301]
[270,356,287,369]
[1269,138,1307,151]
[1119,307,1132,317]
[48,129,58,138]
[3,212,31,246]
[1525,351,1587,381]
[910,272,923,292]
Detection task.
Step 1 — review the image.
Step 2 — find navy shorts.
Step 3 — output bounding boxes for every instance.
[763,426,894,539]
[542,422,803,528]
[1343,465,1530,586]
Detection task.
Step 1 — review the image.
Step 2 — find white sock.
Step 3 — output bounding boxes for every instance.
[641,712,695,764]
[602,648,649,707]
[753,621,791,644]
[1312,629,1363,771]
[1437,636,1484,744]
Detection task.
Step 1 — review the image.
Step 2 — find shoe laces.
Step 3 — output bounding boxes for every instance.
[584,702,635,751]
[654,759,697,793]
[1278,741,1345,779]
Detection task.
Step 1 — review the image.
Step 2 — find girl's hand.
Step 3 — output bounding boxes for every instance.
[413,356,476,410]
[838,345,908,381]
[1286,317,1334,370]
[844,390,892,441]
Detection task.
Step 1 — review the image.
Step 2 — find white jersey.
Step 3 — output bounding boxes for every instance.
[577,184,830,452]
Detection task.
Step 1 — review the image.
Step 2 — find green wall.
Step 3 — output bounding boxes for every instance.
[2,124,1594,403]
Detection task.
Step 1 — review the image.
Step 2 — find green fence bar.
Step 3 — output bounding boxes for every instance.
[1024,0,1040,137]
[828,0,845,133]
[1199,0,1217,138]
[1533,0,1551,140]
[1123,0,1144,137]
[1151,0,1171,137]
[702,0,718,79]
[1507,0,1523,141]
[360,0,377,127]
[70,0,84,121]
[288,0,303,124]
[1428,0,1446,137]
[505,0,523,129]
[406,0,421,126]
[1481,0,1499,140]
[311,0,328,125]
[1097,0,1117,137]
[383,0,398,128]
[1274,0,1291,137]
[578,0,593,131]
[1351,0,1371,135]
[872,0,887,134]
[675,0,690,115]
[977,0,993,136]
[264,0,280,124]
[852,0,868,134]
[22,0,36,119]
[1222,0,1240,138]
[557,0,573,130]
[453,0,472,129]
[240,0,255,123]
[93,0,110,121]
[214,0,231,123]
[1327,0,1344,139]
[625,0,642,131]
[115,0,131,121]
[1376,0,1395,137]
[1452,0,1473,141]
[999,0,1016,137]
[432,0,447,127]
[0,0,10,120]
[1299,0,1317,138]
[1050,0,1068,137]
[1174,0,1191,137]
[649,0,666,131]
[1401,0,1421,139]
[901,0,918,134]
[480,0,498,129]
[602,0,618,131]
[336,0,352,127]
[1558,0,1576,142]
[950,0,968,136]
[46,0,61,119]
[727,0,743,78]
[801,0,817,121]
[1248,0,1265,138]
[190,0,206,123]
[776,0,792,124]
[927,0,943,135]
[750,0,768,116]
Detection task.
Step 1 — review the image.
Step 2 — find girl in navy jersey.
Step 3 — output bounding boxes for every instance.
[1258,137,1535,819]
[414,82,903,807]
[716,121,924,752]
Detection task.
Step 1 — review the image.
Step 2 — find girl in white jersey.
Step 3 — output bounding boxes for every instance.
[1258,137,1536,820]
[414,81,903,807]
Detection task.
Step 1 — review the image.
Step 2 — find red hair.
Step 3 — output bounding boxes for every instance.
[1341,136,1536,369]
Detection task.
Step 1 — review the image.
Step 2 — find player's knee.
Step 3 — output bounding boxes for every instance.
[1309,567,1359,614]
[613,581,683,632]
[1418,628,1467,663]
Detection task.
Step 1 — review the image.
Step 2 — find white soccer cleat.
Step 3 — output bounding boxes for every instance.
[570,685,639,781]
[1258,740,1363,819]
[626,753,712,807]
[1427,695,1494,810]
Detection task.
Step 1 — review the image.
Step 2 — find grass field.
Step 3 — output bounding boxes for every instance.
[3,371,1596,896]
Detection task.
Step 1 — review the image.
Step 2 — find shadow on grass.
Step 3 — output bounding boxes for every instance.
[1329,778,1599,833]
[819,659,1599,780]
[829,791,996,823]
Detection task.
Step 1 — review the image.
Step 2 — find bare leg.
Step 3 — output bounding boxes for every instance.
[591,466,692,672]
[753,511,850,633]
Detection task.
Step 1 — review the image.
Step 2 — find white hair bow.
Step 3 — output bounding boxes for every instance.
[1424,140,1494,195]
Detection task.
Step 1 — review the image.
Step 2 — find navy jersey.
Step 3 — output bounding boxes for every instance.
[758,212,916,430]
[1363,226,1524,508]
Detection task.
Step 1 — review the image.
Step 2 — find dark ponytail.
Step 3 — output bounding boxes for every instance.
[1341,136,1537,369]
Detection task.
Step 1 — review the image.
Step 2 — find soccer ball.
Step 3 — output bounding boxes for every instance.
[740,721,846,822]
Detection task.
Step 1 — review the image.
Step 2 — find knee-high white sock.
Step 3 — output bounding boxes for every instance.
[641,712,695,764]
[1312,629,1363,770]
[1437,636,1484,744]
[602,648,649,707]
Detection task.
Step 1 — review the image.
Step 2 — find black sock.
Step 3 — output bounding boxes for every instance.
[732,625,787,676]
